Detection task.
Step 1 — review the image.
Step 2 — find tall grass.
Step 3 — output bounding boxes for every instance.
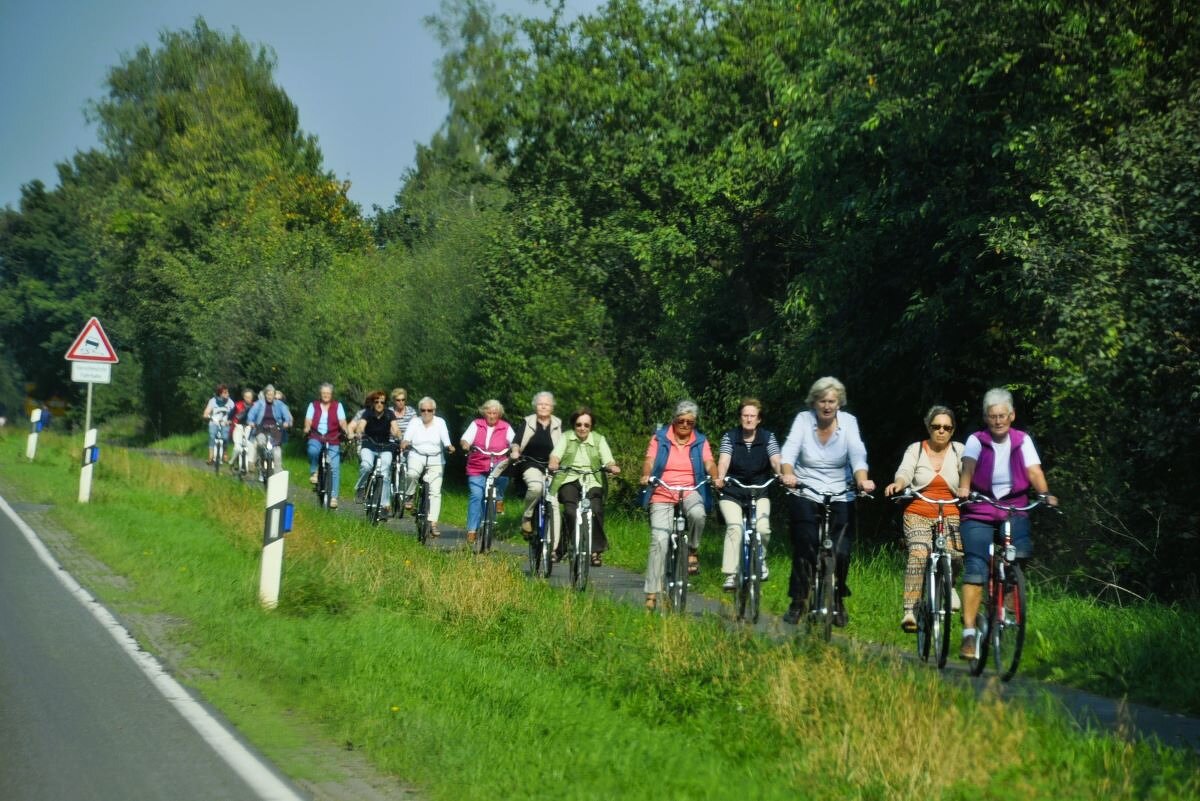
[7,430,1195,800]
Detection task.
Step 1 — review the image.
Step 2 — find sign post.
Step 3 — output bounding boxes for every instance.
[259,471,294,609]
[26,408,43,460]
[65,317,118,504]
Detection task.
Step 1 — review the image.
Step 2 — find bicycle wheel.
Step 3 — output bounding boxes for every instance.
[932,557,953,669]
[572,508,591,591]
[539,500,554,578]
[915,560,934,662]
[478,494,495,555]
[968,579,991,676]
[739,532,761,624]
[668,532,689,613]
[213,439,223,475]
[992,562,1027,681]
[415,486,430,545]
[818,554,837,642]
[367,473,385,525]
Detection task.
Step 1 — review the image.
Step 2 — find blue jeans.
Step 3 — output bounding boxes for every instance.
[960,517,1032,584]
[467,473,510,532]
[307,438,341,498]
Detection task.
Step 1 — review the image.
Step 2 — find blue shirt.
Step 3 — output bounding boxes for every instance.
[780,409,869,502]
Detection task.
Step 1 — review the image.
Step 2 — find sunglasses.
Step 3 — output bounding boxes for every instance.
[419,408,435,413]
[930,424,954,432]
[374,400,386,405]
[574,422,592,429]
[673,418,696,427]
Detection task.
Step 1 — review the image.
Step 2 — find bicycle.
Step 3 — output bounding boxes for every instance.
[255,424,282,483]
[786,482,858,642]
[556,465,610,592]
[724,476,776,624]
[521,458,554,579]
[212,420,229,476]
[313,440,338,510]
[964,493,1055,681]
[405,447,444,545]
[471,446,510,555]
[647,476,709,614]
[388,440,407,519]
[230,424,254,481]
[893,488,962,668]
[357,437,394,525]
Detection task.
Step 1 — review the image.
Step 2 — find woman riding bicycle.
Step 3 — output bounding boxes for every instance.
[955,388,1057,659]
[351,389,402,508]
[549,406,620,567]
[247,385,292,473]
[713,398,783,593]
[885,405,964,633]
[303,383,350,509]
[401,397,455,537]
[510,391,563,541]
[201,384,234,465]
[639,400,717,611]
[460,399,515,546]
[389,387,416,436]
[779,376,875,627]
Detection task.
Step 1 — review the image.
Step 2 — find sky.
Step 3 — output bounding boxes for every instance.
[0,0,601,214]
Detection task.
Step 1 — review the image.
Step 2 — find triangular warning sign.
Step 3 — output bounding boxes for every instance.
[65,317,119,363]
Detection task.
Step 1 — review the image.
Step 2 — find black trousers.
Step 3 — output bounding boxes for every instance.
[787,495,854,603]
[557,483,608,553]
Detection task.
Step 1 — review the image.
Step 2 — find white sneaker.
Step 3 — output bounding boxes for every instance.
[951,588,961,612]
[722,574,736,592]
[761,561,770,581]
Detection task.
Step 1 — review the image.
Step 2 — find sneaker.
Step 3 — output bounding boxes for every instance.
[960,634,976,659]
[722,574,736,592]
[430,524,441,538]
[521,518,533,536]
[329,497,339,509]
[782,602,804,625]
[309,472,318,484]
[951,588,961,612]
[761,561,769,581]
[900,611,918,633]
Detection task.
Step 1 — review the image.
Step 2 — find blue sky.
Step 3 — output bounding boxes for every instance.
[0,0,600,214]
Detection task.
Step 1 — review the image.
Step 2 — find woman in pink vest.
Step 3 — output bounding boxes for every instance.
[956,388,1057,659]
[460,399,516,544]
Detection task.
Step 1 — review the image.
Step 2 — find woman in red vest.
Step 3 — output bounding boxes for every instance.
[304,382,350,508]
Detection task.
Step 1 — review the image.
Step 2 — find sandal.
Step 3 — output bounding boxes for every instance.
[687,551,700,576]
[645,594,657,611]
[590,553,602,567]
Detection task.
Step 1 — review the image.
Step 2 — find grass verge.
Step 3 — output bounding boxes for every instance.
[4,430,1197,800]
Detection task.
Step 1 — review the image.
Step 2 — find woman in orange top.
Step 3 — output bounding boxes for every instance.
[884,406,964,633]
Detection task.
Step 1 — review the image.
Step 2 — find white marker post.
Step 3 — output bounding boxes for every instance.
[79,428,99,503]
[65,317,118,505]
[259,471,293,609]
[26,408,43,460]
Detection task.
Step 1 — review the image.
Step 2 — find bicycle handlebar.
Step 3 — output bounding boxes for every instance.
[554,465,613,477]
[723,476,777,491]
[647,476,709,493]
[470,446,511,457]
[893,487,963,507]
[967,491,1058,514]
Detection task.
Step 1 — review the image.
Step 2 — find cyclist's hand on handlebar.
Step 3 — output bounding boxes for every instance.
[884,481,902,497]
[639,474,652,486]
[1038,492,1060,508]
[713,476,724,490]
[605,463,621,476]
[780,473,798,488]
[858,478,876,495]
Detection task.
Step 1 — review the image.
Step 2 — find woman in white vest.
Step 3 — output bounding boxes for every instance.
[509,391,563,544]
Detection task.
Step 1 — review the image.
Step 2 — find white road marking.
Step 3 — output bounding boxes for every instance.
[0,494,305,801]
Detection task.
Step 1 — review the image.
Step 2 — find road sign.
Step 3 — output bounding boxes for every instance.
[71,362,113,384]
[65,317,119,363]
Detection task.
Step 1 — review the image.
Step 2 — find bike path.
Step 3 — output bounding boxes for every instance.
[158,451,1200,754]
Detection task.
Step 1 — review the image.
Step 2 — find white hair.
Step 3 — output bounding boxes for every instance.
[982,388,1014,417]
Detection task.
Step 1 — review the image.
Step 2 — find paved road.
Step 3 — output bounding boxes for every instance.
[0,496,304,801]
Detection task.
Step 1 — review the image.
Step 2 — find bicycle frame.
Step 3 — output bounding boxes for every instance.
[894,488,961,668]
[472,447,510,555]
[648,477,708,614]
[965,493,1052,681]
[212,422,228,474]
[521,458,554,579]
[556,465,609,592]
[724,477,775,624]
[787,482,854,641]
[359,437,392,524]
[406,448,442,545]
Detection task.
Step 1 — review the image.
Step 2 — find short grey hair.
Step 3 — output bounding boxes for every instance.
[982,388,1014,417]
[262,384,276,395]
[924,405,956,430]
[319,382,334,393]
[532,391,555,409]
[672,399,699,421]
[479,398,505,416]
[807,376,847,408]
[418,396,436,411]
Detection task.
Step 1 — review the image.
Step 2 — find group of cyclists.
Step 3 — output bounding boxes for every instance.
[202,377,1057,659]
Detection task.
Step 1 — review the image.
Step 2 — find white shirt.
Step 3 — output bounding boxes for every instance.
[780,409,869,501]
[404,416,453,457]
